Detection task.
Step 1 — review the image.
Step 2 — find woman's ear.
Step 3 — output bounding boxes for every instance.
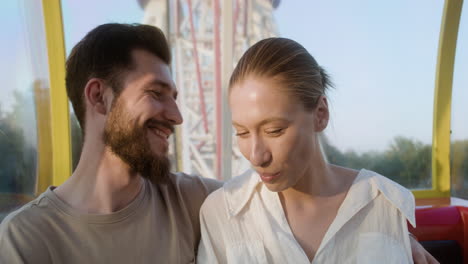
[314,96,329,132]
[84,78,109,116]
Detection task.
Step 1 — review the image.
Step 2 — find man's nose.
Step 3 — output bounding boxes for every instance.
[164,98,183,125]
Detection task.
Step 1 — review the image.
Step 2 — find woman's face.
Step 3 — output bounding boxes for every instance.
[230,76,328,192]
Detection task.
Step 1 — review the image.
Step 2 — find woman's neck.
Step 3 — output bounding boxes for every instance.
[281,162,358,204]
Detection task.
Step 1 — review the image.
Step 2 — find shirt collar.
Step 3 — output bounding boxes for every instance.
[366,169,416,227]
[223,168,416,227]
[330,169,416,231]
[319,169,416,252]
[223,169,261,218]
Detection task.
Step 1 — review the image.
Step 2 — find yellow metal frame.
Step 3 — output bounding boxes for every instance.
[34,81,53,194]
[42,0,71,187]
[413,0,463,199]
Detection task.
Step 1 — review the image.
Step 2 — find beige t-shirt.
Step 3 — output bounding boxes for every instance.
[0,173,221,264]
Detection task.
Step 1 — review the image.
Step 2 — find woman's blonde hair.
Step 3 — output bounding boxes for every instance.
[229,37,333,111]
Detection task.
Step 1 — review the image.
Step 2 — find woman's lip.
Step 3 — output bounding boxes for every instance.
[259,172,280,183]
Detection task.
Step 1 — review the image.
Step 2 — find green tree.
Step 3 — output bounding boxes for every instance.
[322,135,431,189]
[0,91,37,195]
[451,139,468,198]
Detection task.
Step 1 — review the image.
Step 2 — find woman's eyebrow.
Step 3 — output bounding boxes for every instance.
[232,117,289,128]
[257,117,289,127]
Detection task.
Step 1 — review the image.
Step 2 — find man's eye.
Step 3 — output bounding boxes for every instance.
[150,90,162,98]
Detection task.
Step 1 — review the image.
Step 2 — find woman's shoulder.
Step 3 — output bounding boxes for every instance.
[359,169,414,199]
[358,169,416,226]
[199,187,225,216]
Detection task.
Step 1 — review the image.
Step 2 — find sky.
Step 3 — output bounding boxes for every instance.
[274,0,467,152]
[0,0,466,154]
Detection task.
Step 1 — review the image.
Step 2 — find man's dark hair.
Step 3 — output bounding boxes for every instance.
[66,23,171,133]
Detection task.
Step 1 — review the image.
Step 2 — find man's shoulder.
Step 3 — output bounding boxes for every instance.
[0,194,52,260]
[1,192,56,233]
[150,173,222,237]
[160,172,223,219]
[0,192,55,262]
[170,172,223,195]
[1,205,36,240]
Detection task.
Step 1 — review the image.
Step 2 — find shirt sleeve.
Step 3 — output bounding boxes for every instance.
[196,191,227,264]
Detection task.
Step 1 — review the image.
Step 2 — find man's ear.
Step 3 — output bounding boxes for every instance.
[84,78,110,115]
[314,96,329,132]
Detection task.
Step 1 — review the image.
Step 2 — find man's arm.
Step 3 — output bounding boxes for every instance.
[410,235,439,264]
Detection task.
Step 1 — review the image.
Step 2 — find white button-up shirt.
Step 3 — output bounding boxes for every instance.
[197,169,415,264]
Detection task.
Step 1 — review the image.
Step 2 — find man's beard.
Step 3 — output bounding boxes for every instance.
[103,98,171,185]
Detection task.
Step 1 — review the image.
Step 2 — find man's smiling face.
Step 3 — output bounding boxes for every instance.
[103,49,182,183]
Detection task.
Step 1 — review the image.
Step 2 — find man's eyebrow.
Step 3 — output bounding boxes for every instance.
[146,79,178,99]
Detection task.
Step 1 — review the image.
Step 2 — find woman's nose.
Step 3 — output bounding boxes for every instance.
[249,138,272,167]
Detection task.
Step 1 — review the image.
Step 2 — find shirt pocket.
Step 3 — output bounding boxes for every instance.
[356,232,411,264]
[226,240,268,264]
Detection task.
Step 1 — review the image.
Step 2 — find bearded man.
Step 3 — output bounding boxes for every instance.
[0,23,220,264]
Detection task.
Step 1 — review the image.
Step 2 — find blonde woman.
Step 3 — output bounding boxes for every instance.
[197,38,429,263]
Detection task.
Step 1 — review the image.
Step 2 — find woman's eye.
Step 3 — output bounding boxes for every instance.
[235,131,249,137]
[266,128,284,136]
